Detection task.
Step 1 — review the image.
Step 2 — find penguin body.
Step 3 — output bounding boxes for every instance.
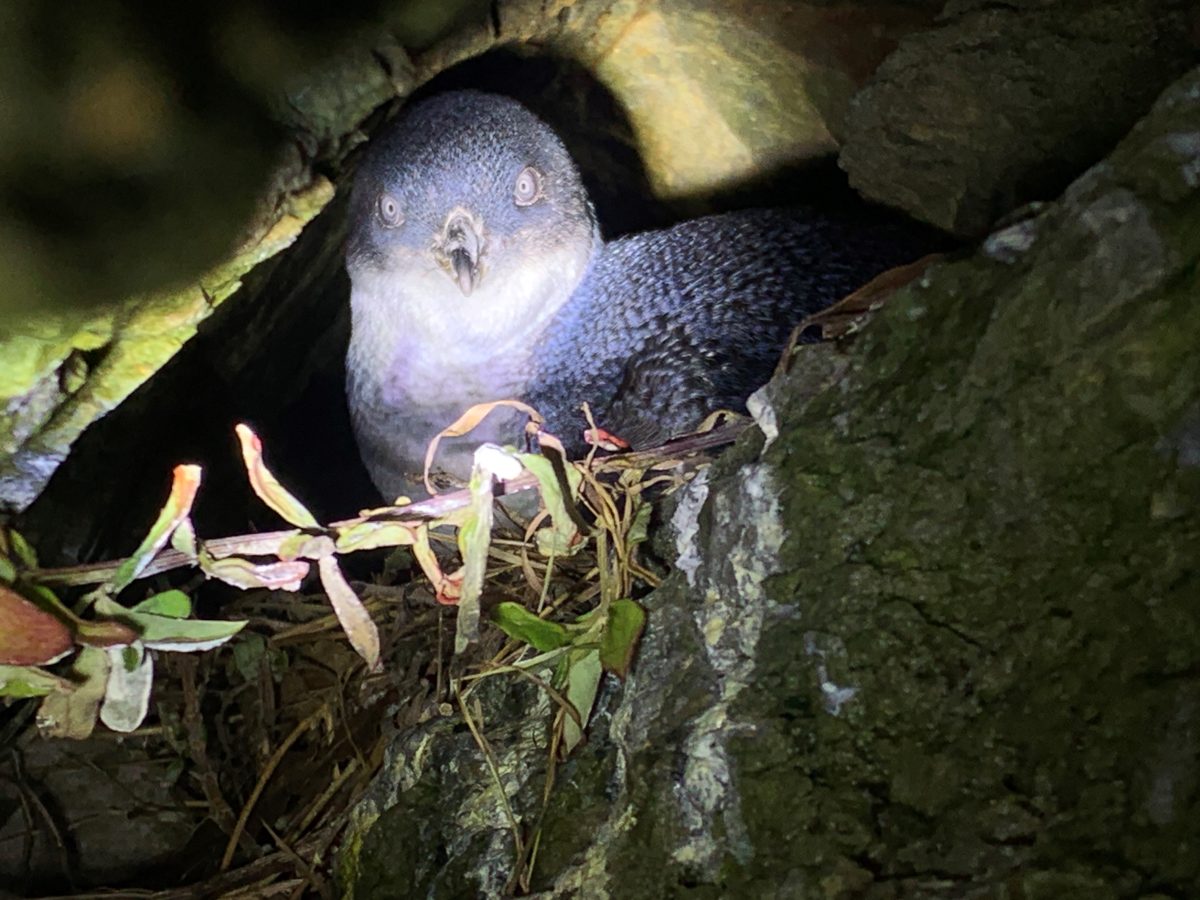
[345,91,923,499]
[527,206,913,453]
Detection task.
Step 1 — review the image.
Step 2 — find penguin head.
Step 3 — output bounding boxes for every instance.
[346,91,600,322]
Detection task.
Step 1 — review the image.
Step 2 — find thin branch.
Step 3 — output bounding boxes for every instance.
[30,420,748,589]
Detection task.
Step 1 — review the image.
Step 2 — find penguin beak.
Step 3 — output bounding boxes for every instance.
[437,211,483,296]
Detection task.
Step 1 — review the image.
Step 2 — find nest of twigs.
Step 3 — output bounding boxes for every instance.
[1,412,747,897]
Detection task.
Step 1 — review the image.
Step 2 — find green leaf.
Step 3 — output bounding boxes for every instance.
[231,633,267,682]
[0,664,74,698]
[599,599,646,679]
[515,452,585,556]
[111,465,202,593]
[0,557,16,583]
[277,532,311,560]
[454,457,497,654]
[511,646,570,671]
[628,500,652,546]
[131,589,191,618]
[93,596,246,652]
[562,648,603,756]
[493,601,571,652]
[336,521,413,553]
[7,529,38,568]
[37,645,110,740]
[26,583,77,621]
[133,614,246,652]
[171,517,198,559]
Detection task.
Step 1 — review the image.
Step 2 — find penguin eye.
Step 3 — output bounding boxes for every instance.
[377,193,404,227]
[513,167,543,207]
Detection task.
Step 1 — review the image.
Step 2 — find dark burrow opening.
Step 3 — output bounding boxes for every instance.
[18,46,903,575]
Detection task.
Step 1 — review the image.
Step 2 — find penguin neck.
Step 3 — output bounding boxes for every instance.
[348,230,602,408]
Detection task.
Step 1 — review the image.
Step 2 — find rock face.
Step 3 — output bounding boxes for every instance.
[4,2,1197,895]
[565,0,935,201]
[839,0,1199,236]
[340,65,1200,898]
[0,175,333,514]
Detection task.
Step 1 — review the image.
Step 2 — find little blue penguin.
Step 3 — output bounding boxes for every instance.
[345,90,925,500]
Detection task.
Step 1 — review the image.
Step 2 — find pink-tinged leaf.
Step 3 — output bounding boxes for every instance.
[409,525,461,605]
[37,645,110,740]
[422,400,543,495]
[534,429,567,455]
[582,426,630,451]
[74,618,139,648]
[0,584,73,665]
[317,556,381,672]
[234,424,319,528]
[437,569,464,605]
[112,465,202,593]
[787,253,946,346]
[26,584,82,625]
[199,552,309,591]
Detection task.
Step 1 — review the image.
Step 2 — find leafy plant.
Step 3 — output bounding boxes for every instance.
[16,406,734,748]
[0,466,247,738]
[495,596,645,755]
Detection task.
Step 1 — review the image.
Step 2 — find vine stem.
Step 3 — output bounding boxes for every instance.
[30,421,746,588]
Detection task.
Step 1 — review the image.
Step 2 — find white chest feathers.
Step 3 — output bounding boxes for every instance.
[348,241,591,414]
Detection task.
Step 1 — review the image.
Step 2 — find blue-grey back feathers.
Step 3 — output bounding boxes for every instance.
[345,90,926,495]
